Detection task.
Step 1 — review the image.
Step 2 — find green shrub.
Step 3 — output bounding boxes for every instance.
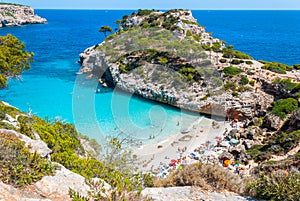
[239,75,249,85]
[181,19,201,26]
[247,130,300,162]
[222,47,253,59]
[219,58,227,63]
[262,61,293,74]
[0,133,56,187]
[0,121,16,130]
[19,123,35,139]
[224,82,237,91]
[249,80,255,86]
[192,34,200,42]
[0,110,5,120]
[232,91,239,96]
[185,30,192,37]
[248,172,300,201]
[272,78,300,92]
[201,44,211,51]
[137,9,157,16]
[293,64,300,70]
[231,59,241,65]
[159,57,168,64]
[245,60,253,65]
[211,42,221,52]
[271,98,298,119]
[237,86,248,92]
[223,66,244,76]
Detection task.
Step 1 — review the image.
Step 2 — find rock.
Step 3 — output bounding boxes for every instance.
[286,109,300,133]
[263,114,281,131]
[0,129,52,158]
[0,181,52,201]
[220,151,234,160]
[242,139,256,150]
[26,164,90,200]
[0,164,90,201]
[0,4,46,28]
[239,130,248,139]
[142,186,260,201]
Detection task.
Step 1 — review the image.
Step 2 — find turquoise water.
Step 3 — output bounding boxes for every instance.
[0,10,299,143]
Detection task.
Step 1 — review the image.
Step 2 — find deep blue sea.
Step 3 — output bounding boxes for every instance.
[0,10,299,142]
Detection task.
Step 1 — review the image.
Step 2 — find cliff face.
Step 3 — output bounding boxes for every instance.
[0,4,46,27]
[80,9,300,119]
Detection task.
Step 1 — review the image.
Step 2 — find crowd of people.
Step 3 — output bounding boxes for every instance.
[151,120,251,179]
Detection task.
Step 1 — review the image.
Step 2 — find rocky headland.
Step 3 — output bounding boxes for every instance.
[0,3,46,28]
[80,9,300,121]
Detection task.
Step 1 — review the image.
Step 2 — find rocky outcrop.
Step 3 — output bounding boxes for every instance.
[262,114,282,131]
[286,109,300,133]
[0,4,46,28]
[0,165,90,201]
[0,128,52,157]
[79,9,281,119]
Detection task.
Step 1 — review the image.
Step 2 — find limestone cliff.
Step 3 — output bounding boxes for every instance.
[80,9,300,119]
[0,3,46,28]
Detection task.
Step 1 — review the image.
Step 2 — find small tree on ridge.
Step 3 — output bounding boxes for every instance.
[99,25,112,38]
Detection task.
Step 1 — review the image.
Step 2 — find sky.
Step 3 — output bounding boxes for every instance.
[4,0,300,10]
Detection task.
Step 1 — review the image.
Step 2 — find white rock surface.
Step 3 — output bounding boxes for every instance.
[142,186,260,201]
[0,4,46,28]
[0,129,52,157]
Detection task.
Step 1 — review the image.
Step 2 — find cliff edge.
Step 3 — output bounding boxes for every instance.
[0,3,46,27]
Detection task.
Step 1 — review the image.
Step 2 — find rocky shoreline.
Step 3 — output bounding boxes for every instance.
[79,9,300,121]
[0,4,46,28]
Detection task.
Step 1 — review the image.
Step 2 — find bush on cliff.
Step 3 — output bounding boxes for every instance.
[272,78,300,92]
[294,64,300,70]
[261,61,293,74]
[247,130,300,162]
[0,132,56,187]
[248,171,300,201]
[223,66,244,77]
[271,98,298,119]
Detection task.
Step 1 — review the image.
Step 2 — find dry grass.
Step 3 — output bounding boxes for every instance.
[154,163,249,194]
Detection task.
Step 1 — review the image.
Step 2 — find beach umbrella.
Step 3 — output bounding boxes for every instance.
[224,159,232,167]
[177,165,183,170]
[171,159,177,163]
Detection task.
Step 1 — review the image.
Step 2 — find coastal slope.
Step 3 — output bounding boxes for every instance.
[0,3,46,27]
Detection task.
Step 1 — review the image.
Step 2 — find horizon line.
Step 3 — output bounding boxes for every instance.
[34,8,300,11]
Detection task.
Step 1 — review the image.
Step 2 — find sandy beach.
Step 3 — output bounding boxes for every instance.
[134,116,231,172]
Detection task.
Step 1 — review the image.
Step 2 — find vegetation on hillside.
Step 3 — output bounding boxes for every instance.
[223,66,244,76]
[0,101,146,200]
[259,60,293,74]
[271,98,298,119]
[0,132,56,187]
